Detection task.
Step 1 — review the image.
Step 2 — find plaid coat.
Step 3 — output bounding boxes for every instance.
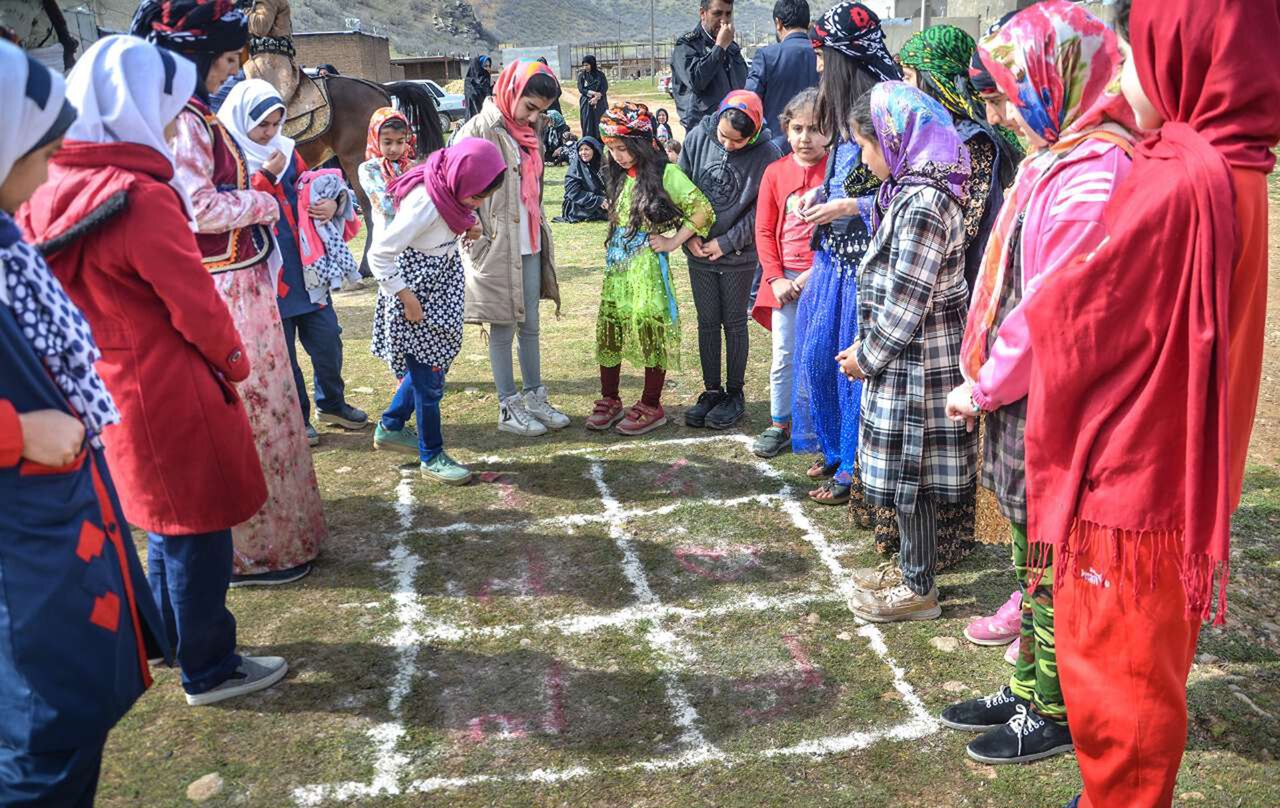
[854,185,977,512]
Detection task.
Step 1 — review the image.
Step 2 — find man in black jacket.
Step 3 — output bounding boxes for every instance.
[669,0,748,131]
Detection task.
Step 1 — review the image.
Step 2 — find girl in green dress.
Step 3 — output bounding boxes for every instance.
[586,103,715,436]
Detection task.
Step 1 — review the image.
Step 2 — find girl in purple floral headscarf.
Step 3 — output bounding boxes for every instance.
[838,81,976,625]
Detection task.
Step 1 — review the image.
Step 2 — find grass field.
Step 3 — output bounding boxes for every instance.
[94,167,1280,807]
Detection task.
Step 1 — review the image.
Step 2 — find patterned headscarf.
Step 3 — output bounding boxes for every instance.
[600,102,655,141]
[130,0,248,57]
[968,10,1019,96]
[365,107,417,185]
[809,2,898,82]
[867,82,969,227]
[976,0,1132,145]
[716,89,764,144]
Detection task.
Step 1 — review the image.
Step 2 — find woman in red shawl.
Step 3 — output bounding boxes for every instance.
[1022,1,1280,806]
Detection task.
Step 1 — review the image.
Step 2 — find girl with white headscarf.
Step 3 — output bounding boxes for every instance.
[18,34,290,709]
[0,38,168,805]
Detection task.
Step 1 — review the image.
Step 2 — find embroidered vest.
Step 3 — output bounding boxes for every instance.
[184,99,274,274]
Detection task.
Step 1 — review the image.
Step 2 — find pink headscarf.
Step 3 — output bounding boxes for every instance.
[387,138,506,234]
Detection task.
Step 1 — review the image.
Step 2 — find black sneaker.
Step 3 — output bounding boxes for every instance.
[684,389,725,428]
[318,403,369,430]
[940,686,1029,731]
[230,561,313,588]
[706,390,745,429]
[966,706,1073,764]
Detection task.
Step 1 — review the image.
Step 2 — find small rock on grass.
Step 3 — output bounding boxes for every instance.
[930,636,960,653]
[836,631,853,641]
[351,386,374,394]
[803,612,820,625]
[1178,792,1205,801]
[943,680,971,694]
[186,773,224,802]
[1196,653,1219,665]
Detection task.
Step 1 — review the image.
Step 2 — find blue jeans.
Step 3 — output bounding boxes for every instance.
[146,530,241,695]
[380,355,445,462]
[281,304,347,425]
[0,738,105,807]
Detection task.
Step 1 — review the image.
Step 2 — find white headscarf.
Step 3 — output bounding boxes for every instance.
[216,78,296,182]
[63,35,198,221]
[0,40,75,186]
[0,40,120,441]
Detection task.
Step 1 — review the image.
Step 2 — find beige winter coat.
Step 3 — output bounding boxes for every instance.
[454,100,560,325]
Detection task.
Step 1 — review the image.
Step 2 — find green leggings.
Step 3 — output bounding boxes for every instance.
[1008,522,1066,721]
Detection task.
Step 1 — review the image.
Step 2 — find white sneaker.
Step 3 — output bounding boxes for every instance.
[498,395,548,436]
[185,655,288,706]
[522,385,570,430]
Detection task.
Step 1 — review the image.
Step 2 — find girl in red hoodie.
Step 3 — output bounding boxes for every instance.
[749,89,829,458]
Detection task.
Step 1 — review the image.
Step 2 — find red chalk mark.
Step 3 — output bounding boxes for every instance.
[477,471,505,483]
[472,545,548,600]
[673,545,762,581]
[733,633,826,721]
[653,458,695,494]
[461,660,567,743]
[477,471,523,508]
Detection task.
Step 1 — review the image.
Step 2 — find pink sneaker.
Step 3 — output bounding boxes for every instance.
[1004,637,1021,666]
[963,591,1022,646]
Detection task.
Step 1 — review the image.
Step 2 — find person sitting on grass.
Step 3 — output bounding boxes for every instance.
[748,88,829,459]
[557,136,608,223]
[367,138,507,485]
[664,138,682,164]
[586,103,714,436]
[839,82,975,625]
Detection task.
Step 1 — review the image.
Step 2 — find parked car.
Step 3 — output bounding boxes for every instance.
[413,79,466,124]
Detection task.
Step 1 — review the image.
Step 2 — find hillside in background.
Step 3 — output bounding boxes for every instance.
[96,0,779,58]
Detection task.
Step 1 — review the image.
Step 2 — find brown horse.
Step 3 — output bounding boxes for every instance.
[294,77,445,271]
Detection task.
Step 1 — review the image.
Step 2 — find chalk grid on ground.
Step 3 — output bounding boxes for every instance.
[293,435,939,805]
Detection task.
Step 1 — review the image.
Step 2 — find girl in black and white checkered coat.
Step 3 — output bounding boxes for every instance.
[838,83,978,623]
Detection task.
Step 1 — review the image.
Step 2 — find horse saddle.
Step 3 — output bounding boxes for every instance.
[282,69,332,144]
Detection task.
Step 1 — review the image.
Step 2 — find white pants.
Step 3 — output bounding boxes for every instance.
[770,269,802,424]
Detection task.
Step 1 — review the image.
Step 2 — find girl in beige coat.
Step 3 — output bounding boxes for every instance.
[454,60,567,436]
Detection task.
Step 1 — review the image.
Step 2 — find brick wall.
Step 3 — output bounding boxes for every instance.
[293,32,395,82]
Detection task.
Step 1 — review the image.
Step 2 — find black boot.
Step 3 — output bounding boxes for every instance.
[684,389,725,428]
[966,706,1073,764]
[706,389,745,429]
[940,685,1029,731]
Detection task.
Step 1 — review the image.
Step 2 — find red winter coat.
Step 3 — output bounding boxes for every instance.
[18,142,268,535]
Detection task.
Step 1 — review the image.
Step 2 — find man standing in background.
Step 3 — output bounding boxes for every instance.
[746,0,818,146]
[670,0,747,131]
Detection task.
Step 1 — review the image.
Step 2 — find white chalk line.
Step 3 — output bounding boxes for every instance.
[470,433,747,465]
[293,435,939,805]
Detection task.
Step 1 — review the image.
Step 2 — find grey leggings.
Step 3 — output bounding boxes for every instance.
[897,495,938,596]
[489,252,543,400]
[687,264,754,393]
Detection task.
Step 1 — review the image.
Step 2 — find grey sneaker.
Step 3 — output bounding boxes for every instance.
[373,423,419,456]
[305,424,320,447]
[421,452,473,485]
[751,426,790,458]
[522,385,570,430]
[849,556,903,592]
[848,584,942,623]
[498,396,548,437]
[186,655,288,706]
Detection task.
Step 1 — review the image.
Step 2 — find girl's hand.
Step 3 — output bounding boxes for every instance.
[794,269,812,290]
[686,236,707,258]
[263,149,287,177]
[770,277,797,305]
[799,200,851,226]
[308,198,339,222]
[398,288,424,324]
[835,342,864,380]
[701,238,726,262]
[649,233,676,254]
[464,223,483,242]
[945,382,979,433]
[798,188,822,212]
[19,409,85,467]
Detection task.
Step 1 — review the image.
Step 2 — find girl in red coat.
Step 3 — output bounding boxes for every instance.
[18,35,288,707]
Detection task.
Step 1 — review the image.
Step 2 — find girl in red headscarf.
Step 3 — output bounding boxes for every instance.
[1018,1,1280,806]
[359,107,417,237]
[454,59,569,438]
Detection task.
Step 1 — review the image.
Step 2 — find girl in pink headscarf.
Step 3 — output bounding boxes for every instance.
[366,138,506,485]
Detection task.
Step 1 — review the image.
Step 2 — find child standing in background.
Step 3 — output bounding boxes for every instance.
[749,88,829,458]
[586,104,714,435]
[359,108,417,237]
[367,139,507,485]
[218,79,369,446]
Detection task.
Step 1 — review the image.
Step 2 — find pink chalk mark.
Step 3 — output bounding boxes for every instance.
[461,659,567,744]
[673,545,762,582]
[653,458,690,488]
[734,634,826,721]
[543,660,566,734]
[524,545,549,597]
[473,544,548,600]
[464,714,530,743]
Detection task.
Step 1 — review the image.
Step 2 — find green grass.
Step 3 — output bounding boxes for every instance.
[95,167,1280,807]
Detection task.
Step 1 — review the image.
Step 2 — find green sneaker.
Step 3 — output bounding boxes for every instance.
[751,426,790,458]
[420,452,472,486]
[373,423,419,456]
